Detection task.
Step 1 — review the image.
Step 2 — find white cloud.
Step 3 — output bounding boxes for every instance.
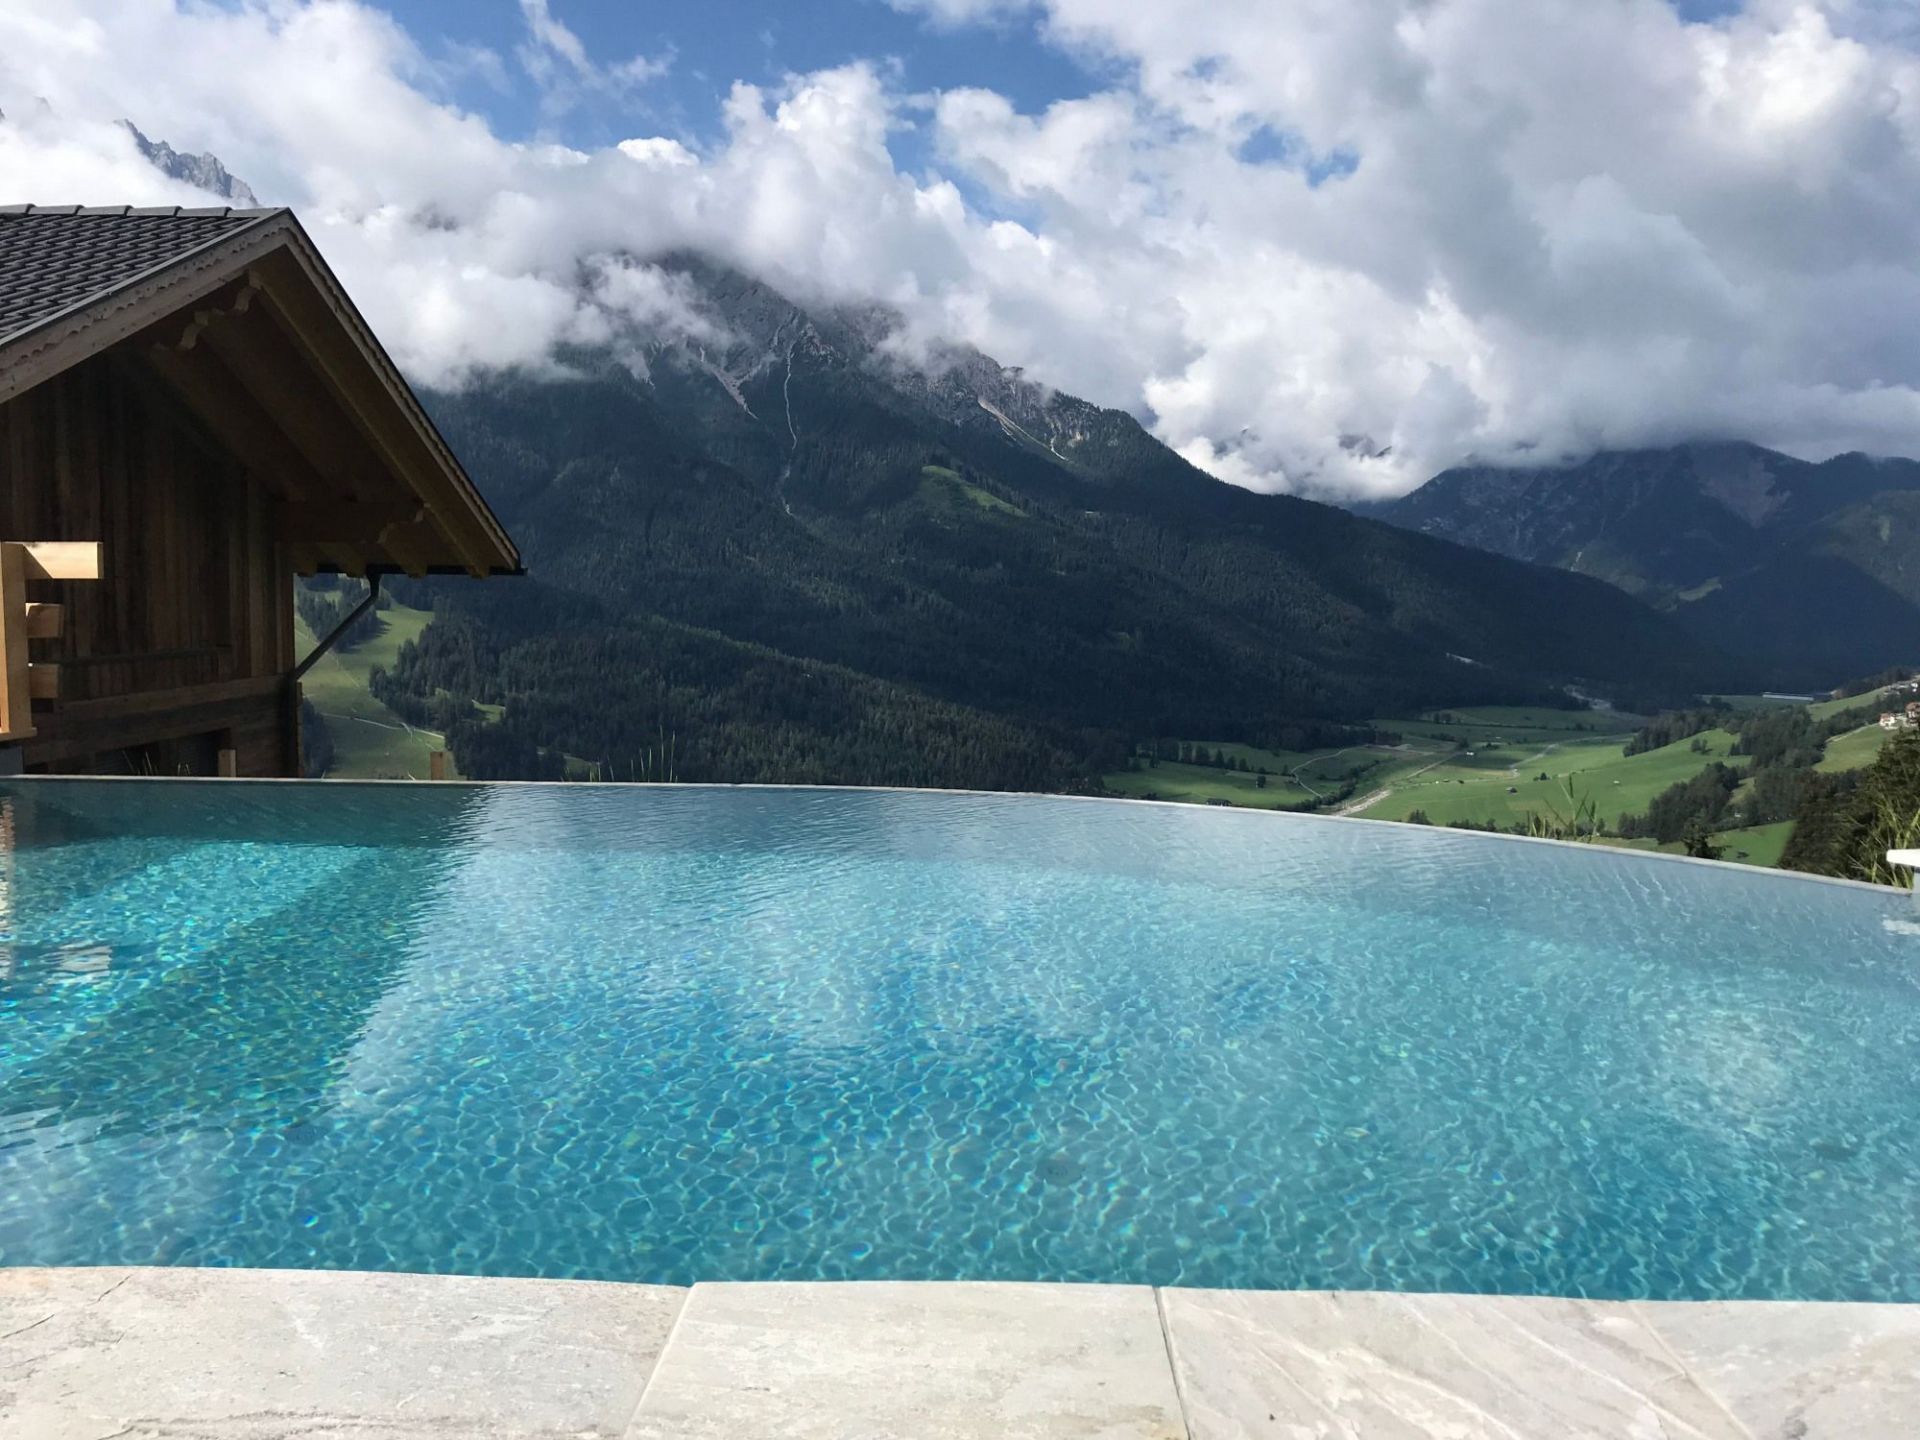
[617,136,697,168]
[516,0,670,120]
[3,0,1920,497]
[886,0,1037,28]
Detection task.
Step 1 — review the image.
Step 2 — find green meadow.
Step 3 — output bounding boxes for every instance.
[1817,723,1891,774]
[1104,735,1457,811]
[1354,727,1741,830]
[294,602,457,780]
[1108,679,1917,873]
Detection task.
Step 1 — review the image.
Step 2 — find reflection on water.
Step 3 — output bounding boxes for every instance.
[0,780,1916,1302]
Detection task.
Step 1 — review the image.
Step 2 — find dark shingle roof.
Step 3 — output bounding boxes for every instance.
[0,203,281,346]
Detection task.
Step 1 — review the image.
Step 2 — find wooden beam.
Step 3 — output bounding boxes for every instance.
[27,663,58,701]
[311,545,368,579]
[198,296,403,502]
[251,254,505,576]
[19,675,285,766]
[31,674,282,727]
[24,603,63,640]
[144,341,323,502]
[279,501,423,543]
[20,542,101,581]
[374,519,439,579]
[0,545,33,740]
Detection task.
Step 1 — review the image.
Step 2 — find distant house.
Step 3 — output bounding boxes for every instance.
[1907,700,1920,722]
[0,204,519,776]
[1881,711,1917,732]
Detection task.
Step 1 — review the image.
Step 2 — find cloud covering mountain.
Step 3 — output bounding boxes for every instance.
[3,0,1920,498]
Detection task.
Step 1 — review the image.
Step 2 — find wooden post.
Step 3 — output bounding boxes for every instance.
[0,545,33,741]
[429,749,447,781]
[217,748,238,777]
[0,543,103,741]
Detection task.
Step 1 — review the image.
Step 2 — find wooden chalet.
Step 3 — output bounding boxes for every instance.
[0,204,519,777]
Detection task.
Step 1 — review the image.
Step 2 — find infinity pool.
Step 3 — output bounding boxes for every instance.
[0,780,1915,1300]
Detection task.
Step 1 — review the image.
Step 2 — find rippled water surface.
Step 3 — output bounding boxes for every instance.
[1,780,1917,1299]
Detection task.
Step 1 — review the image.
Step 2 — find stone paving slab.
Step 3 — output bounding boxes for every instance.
[1629,1296,1920,1439]
[1162,1288,1743,1438]
[1161,1288,1920,1440]
[623,1280,1187,1440]
[0,1266,687,1439]
[6,1269,1919,1440]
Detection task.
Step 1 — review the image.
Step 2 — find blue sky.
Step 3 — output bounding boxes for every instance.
[396,0,1751,156]
[397,0,1100,154]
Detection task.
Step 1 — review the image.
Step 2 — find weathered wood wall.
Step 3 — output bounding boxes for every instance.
[0,352,293,775]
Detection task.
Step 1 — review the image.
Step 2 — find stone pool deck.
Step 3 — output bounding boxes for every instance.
[2,1269,1917,1438]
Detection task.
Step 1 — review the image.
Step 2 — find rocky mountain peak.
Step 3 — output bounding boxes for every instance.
[123,121,260,207]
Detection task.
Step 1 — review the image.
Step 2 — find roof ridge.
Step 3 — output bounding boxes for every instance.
[0,203,286,219]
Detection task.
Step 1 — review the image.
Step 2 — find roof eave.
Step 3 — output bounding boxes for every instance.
[0,209,521,579]
[0,207,291,405]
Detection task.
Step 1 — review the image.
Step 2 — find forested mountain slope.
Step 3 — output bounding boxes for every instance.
[1368,444,1920,682]
[377,261,1729,786]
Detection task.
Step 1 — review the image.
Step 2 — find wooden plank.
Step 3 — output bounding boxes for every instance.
[144,342,322,501]
[198,298,402,501]
[20,682,285,766]
[24,602,63,639]
[279,501,422,542]
[52,673,282,722]
[0,544,33,739]
[27,663,58,701]
[217,747,238,777]
[429,749,448,782]
[20,541,101,581]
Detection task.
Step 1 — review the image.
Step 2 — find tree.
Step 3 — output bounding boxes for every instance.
[1618,764,1740,844]
[1782,730,1920,886]
[298,699,333,779]
[1681,818,1725,860]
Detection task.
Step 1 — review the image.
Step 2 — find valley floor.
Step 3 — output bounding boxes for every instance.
[1106,700,1893,871]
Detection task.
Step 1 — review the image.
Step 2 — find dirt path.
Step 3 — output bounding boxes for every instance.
[1329,749,1455,816]
[1506,739,1566,778]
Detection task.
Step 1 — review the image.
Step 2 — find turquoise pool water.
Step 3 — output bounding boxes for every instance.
[0,780,1915,1300]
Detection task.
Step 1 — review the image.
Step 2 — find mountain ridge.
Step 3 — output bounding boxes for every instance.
[1365,443,1920,682]
[365,256,1734,784]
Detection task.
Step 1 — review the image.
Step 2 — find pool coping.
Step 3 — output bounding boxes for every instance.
[3,1268,1916,1437]
[5,771,1911,900]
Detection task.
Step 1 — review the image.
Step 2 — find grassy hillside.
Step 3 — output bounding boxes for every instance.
[1102,761,1320,809]
[1355,727,1742,828]
[1817,723,1891,773]
[1103,739,1445,811]
[295,602,456,779]
[1597,819,1794,867]
[1109,689,1903,873]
